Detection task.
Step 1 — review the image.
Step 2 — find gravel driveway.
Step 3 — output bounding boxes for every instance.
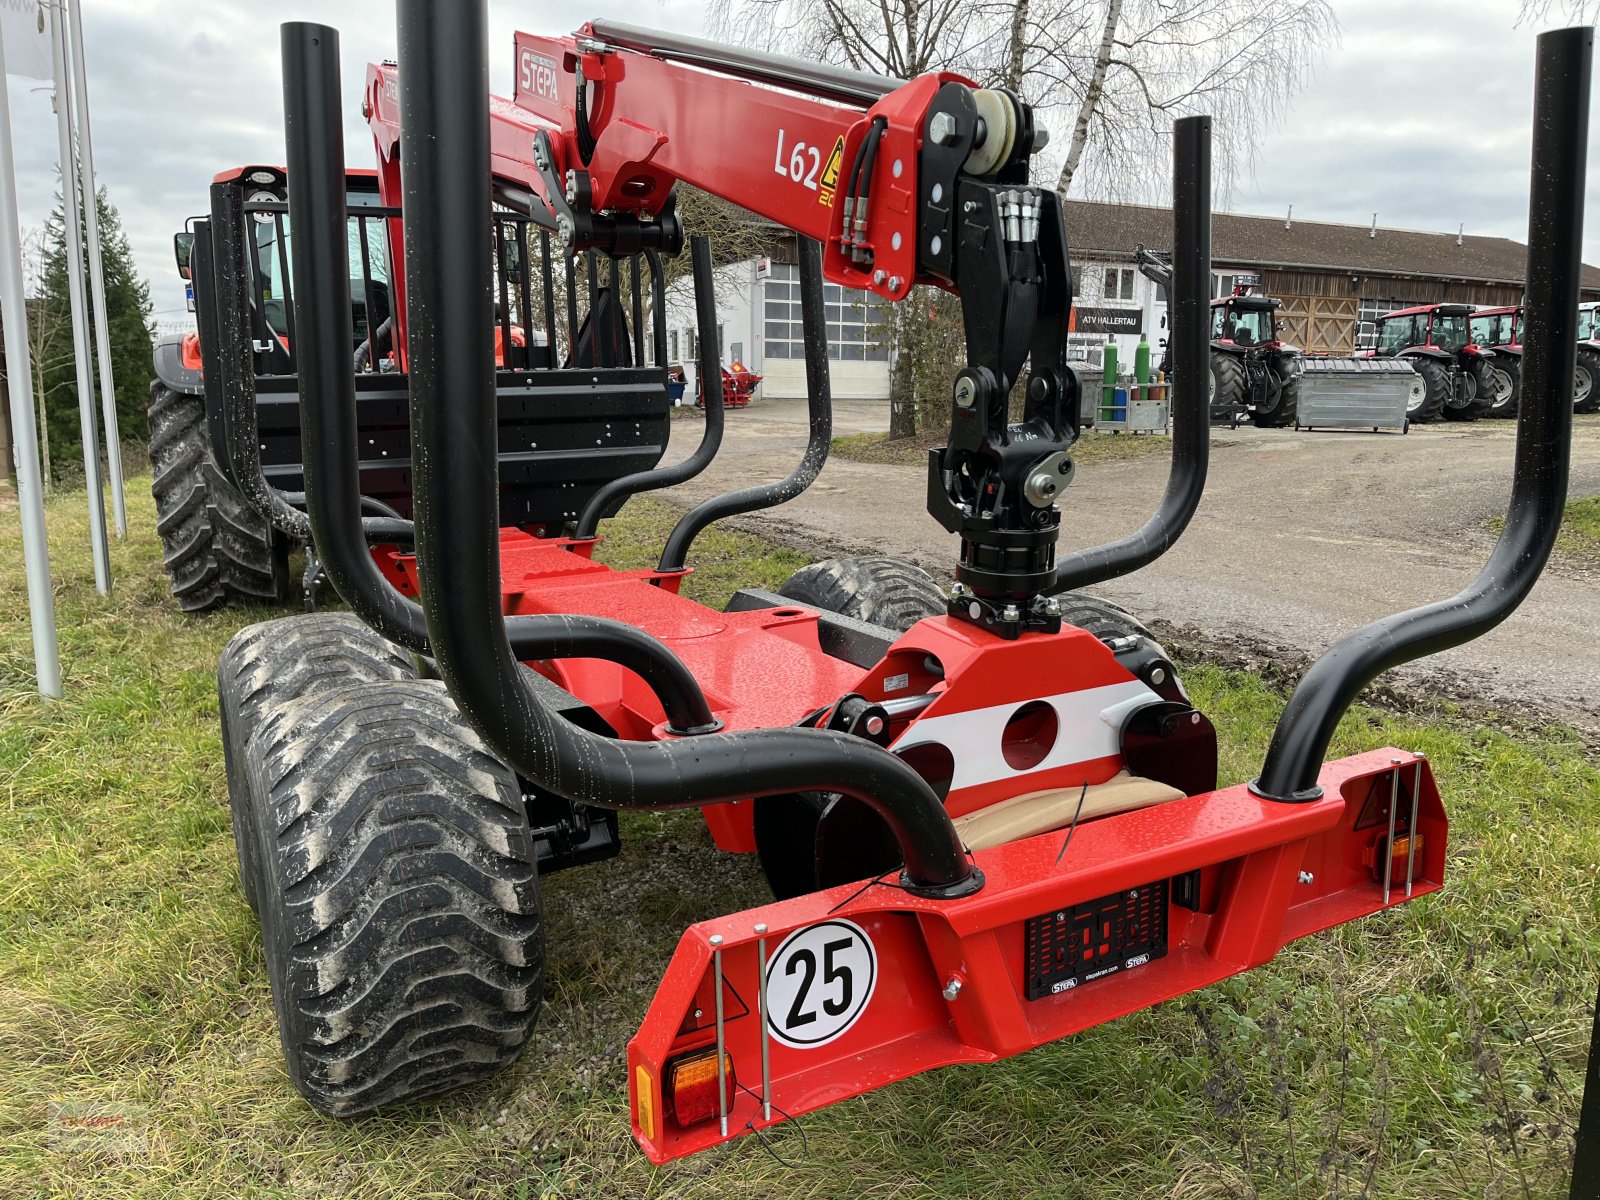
[651,399,1600,728]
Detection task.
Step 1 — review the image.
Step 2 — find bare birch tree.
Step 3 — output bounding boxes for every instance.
[709,0,1336,435]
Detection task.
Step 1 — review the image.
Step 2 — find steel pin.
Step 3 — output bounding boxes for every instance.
[755,922,771,1122]
[1406,757,1423,897]
[1383,758,1400,905]
[710,933,727,1137]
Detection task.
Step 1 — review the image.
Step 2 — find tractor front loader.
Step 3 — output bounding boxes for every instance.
[211,4,1590,1166]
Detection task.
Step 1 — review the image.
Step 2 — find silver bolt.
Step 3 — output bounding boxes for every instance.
[1001,604,1021,623]
[967,601,982,620]
[942,976,963,1001]
[564,169,577,204]
[929,111,959,146]
[864,715,886,736]
[951,581,967,597]
[1150,666,1167,685]
[873,269,886,285]
[708,934,724,947]
[1298,870,1315,885]
[954,377,977,409]
[753,923,768,935]
[1042,597,1061,617]
[887,275,903,291]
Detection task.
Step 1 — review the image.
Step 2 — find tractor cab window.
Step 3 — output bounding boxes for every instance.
[1472,312,1515,348]
[251,189,392,352]
[1580,308,1598,340]
[1376,315,1419,354]
[1213,302,1272,345]
[1429,311,1469,352]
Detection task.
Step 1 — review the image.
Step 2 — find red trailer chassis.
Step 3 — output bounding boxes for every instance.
[241,6,1585,1168]
[390,531,1443,1162]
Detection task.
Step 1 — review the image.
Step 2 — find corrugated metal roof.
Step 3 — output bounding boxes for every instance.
[1063,200,1600,289]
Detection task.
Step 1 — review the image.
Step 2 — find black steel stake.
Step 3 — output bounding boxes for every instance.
[1252,25,1590,802]
[394,0,979,899]
[1052,115,1211,593]
[657,236,832,573]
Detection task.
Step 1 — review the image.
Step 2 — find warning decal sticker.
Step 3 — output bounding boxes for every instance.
[817,136,845,207]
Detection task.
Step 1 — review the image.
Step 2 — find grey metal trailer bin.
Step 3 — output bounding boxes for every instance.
[1295,358,1416,432]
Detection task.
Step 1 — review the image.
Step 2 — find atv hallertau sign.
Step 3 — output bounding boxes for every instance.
[1070,306,1144,336]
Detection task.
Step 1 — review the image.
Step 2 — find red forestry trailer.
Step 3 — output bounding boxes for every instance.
[203,3,1590,1167]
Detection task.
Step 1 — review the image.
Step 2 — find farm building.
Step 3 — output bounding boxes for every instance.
[655,207,1600,402]
[1064,200,1600,365]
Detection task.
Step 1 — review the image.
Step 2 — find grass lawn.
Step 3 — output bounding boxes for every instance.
[1489,495,1600,572]
[2,479,1597,1199]
[832,428,1172,469]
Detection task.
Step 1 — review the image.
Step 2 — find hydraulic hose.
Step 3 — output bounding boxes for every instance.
[393,0,978,898]
[280,18,717,736]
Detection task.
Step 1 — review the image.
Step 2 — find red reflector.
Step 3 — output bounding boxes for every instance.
[667,1047,735,1128]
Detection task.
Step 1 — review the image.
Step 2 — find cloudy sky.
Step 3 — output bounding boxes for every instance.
[4,0,1596,334]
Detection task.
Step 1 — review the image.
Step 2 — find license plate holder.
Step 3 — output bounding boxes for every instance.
[1023,879,1169,1000]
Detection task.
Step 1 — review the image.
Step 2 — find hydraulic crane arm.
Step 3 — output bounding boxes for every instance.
[365,22,1081,639]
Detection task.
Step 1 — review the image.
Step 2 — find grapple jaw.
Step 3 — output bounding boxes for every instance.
[630,749,1444,1163]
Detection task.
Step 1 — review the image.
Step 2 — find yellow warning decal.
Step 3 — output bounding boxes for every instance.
[818,136,845,207]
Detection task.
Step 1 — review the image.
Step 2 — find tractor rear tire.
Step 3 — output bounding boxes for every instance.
[218,614,415,912]
[1407,359,1450,423]
[244,678,542,1116]
[1486,358,1520,419]
[758,557,946,900]
[1209,353,1245,423]
[776,556,946,633]
[1443,360,1494,421]
[1251,376,1300,428]
[1576,349,1600,414]
[148,381,289,612]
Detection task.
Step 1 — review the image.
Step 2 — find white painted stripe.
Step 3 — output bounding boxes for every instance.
[891,680,1160,793]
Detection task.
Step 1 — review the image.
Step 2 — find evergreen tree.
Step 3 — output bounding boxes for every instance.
[35,186,153,477]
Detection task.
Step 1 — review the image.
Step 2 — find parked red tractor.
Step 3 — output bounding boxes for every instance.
[1577,301,1600,412]
[1134,251,1303,427]
[1470,304,1524,418]
[195,5,1589,1166]
[1369,302,1497,422]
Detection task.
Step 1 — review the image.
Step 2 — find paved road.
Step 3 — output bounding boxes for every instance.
[650,399,1600,726]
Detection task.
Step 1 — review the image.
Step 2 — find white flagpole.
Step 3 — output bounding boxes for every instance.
[66,0,123,536]
[0,19,63,698]
[49,0,108,592]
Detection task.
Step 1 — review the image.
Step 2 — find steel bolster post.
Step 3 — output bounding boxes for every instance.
[203,181,413,547]
[657,236,832,572]
[1252,26,1589,802]
[395,0,978,898]
[279,20,718,735]
[1051,115,1212,592]
[571,238,727,541]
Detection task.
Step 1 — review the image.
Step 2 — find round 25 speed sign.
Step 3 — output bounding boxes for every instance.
[763,919,878,1049]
